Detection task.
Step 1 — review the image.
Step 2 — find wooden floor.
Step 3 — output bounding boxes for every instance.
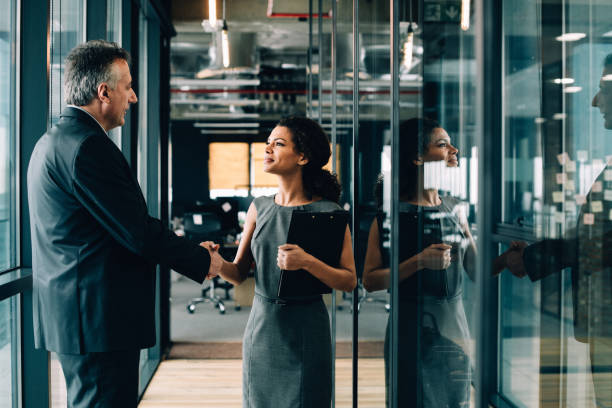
[139,358,386,408]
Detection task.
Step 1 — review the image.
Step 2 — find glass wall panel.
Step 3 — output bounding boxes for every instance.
[48,1,85,405]
[0,296,18,408]
[328,1,356,406]
[0,0,17,272]
[107,0,123,148]
[357,1,391,406]
[359,0,481,407]
[499,0,612,407]
[49,0,85,126]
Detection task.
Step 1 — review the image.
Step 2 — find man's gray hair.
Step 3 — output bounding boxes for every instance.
[64,40,131,106]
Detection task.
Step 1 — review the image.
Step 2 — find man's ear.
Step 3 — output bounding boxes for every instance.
[413,157,423,166]
[97,83,111,104]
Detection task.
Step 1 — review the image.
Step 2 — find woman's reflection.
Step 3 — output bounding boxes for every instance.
[363,118,475,407]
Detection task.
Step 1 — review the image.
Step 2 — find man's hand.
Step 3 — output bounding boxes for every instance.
[503,241,528,278]
[416,244,452,271]
[277,244,313,271]
[200,241,222,279]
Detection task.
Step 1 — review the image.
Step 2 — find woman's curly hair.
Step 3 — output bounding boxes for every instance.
[277,116,341,203]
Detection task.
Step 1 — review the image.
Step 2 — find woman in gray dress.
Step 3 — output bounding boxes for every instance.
[206,116,357,408]
[363,118,474,407]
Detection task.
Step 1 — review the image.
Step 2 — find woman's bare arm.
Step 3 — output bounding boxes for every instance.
[217,202,257,285]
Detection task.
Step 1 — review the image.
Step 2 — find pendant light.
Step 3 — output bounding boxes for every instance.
[402,1,414,72]
[461,0,470,31]
[221,0,230,68]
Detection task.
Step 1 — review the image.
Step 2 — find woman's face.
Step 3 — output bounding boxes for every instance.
[420,127,459,167]
[263,126,308,174]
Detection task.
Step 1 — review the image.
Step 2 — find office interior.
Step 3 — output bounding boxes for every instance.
[1,0,612,406]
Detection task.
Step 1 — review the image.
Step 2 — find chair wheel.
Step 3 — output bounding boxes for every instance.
[219,309,226,315]
[235,306,241,311]
[187,304,196,314]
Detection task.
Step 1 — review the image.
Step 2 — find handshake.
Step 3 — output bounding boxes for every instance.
[200,241,224,279]
[493,241,528,278]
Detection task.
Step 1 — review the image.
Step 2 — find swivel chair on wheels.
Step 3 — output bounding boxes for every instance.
[183,211,229,314]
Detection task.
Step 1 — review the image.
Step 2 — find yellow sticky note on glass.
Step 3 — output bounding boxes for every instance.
[605,190,612,201]
[604,170,612,181]
[566,161,576,172]
[554,212,565,223]
[593,181,603,192]
[584,213,595,225]
[556,173,567,184]
[552,191,564,203]
[609,209,612,221]
[575,195,587,205]
[591,201,604,213]
[557,152,570,165]
[566,180,575,191]
[565,201,577,213]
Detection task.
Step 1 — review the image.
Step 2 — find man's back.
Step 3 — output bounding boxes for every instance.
[28,107,158,353]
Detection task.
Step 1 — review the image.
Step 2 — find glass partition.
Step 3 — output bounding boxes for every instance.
[48,0,85,126]
[499,0,612,407]
[356,1,391,406]
[48,1,85,405]
[107,0,123,148]
[0,0,17,273]
[0,296,18,408]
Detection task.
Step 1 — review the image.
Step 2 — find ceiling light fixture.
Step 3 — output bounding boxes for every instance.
[563,86,582,93]
[402,2,415,72]
[603,30,612,38]
[222,21,230,68]
[555,32,586,42]
[208,0,217,28]
[553,78,575,85]
[221,0,230,68]
[402,24,414,71]
[461,0,470,31]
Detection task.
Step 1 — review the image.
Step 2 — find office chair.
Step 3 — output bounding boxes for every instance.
[183,212,229,314]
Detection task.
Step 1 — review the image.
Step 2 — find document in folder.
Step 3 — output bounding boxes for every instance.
[277,210,349,298]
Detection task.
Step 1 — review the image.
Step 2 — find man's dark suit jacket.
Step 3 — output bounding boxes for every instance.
[27,107,210,354]
[524,166,612,343]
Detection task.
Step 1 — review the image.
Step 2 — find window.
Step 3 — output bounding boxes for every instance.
[0,0,17,272]
[209,142,250,197]
[0,296,18,407]
[48,1,85,404]
[209,141,340,199]
[107,0,123,148]
[48,0,85,126]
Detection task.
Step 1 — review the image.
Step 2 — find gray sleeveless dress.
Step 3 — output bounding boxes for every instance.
[242,195,341,408]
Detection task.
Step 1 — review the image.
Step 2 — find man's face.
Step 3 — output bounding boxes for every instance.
[103,59,138,130]
[592,65,612,130]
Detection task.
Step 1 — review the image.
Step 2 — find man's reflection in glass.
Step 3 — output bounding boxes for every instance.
[363,118,475,407]
[501,53,612,408]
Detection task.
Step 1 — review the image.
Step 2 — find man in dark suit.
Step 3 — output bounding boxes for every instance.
[503,53,612,407]
[27,40,220,407]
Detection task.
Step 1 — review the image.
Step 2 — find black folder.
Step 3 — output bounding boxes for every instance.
[277,210,350,298]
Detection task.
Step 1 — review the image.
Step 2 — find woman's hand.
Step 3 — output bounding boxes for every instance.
[277,244,313,271]
[416,243,452,271]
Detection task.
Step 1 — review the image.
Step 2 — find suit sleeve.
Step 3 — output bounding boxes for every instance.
[523,237,578,282]
[72,134,209,284]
